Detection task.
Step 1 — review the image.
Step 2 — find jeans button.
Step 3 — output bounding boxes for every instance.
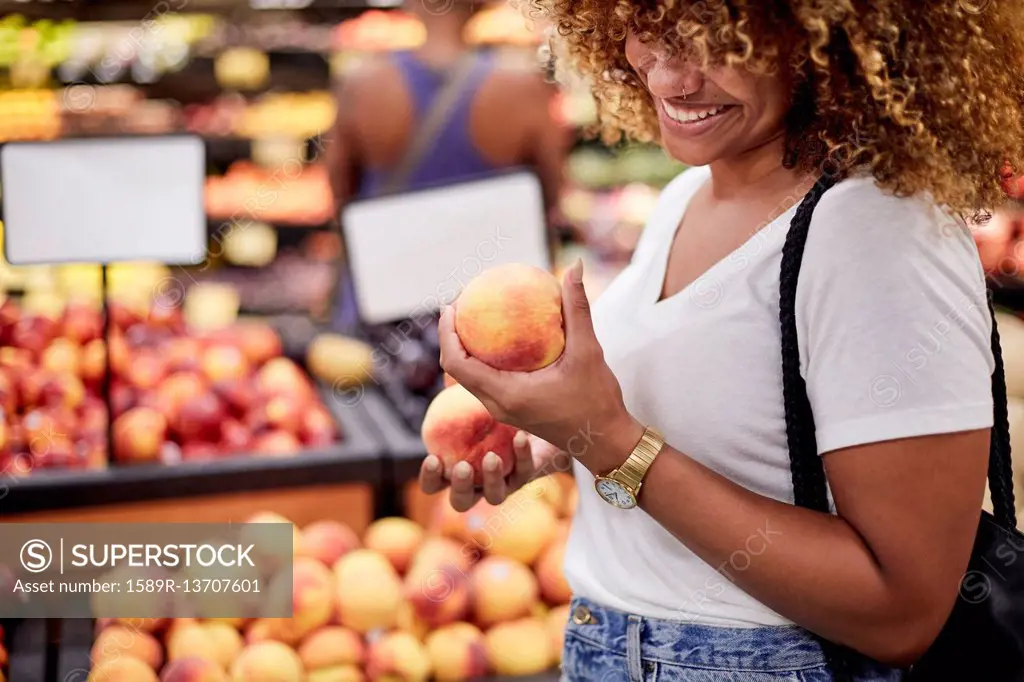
[571,605,592,625]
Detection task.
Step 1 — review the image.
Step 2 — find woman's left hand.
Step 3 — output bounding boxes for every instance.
[439,260,643,469]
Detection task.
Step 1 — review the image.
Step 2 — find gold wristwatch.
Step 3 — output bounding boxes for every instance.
[594,426,665,509]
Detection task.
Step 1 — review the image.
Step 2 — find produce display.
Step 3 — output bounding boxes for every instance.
[0,290,347,472]
[0,88,61,141]
[87,479,576,681]
[206,162,334,226]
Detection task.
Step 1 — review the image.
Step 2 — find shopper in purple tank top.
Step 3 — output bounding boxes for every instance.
[325,0,569,330]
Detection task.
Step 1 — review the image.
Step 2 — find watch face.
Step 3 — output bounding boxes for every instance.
[595,478,637,509]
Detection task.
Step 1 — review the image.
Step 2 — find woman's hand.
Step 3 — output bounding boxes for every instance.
[419,431,568,511]
[438,260,644,474]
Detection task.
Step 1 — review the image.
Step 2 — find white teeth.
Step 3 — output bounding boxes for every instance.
[662,102,726,124]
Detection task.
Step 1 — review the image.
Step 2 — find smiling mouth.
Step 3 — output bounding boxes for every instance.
[661,101,734,124]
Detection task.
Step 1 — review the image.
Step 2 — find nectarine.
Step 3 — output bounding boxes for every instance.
[469,556,539,627]
[455,264,564,372]
[421,385,515,485]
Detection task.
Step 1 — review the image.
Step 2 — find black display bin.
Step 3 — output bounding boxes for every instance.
[0,385,384,516]
[1,619,47,682]
[358,387,430,518]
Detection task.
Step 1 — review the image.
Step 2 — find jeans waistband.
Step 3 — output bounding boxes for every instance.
[565,596,829,672]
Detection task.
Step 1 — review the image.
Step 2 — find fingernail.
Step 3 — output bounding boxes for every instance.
[484,452,499,471]
[424,456,440,472]
[570,258,584,284]
[514,431,528,448]
[454,462,472,479]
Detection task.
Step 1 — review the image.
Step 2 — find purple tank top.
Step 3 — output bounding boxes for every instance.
[356,49,502,198]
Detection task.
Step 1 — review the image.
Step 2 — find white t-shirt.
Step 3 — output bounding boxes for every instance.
[564,165,996,627]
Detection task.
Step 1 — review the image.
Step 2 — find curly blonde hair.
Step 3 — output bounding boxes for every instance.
[530,0,1024,217]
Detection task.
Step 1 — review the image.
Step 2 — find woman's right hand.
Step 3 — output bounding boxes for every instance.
[418,431,568,512]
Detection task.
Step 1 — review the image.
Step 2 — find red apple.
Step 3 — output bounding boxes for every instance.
[12,315,57,358]
[252,430,301,457]
[148,301,184,333]
[0,370,16,415]
[0,297,20,345]
[77,397,108,439]
[62,302,103,344]
[162,337,203,373]
[108,332,131,378]
[201,344,250,384]
[174,393,225,443]
[260,394,303,434]
[126,351,168,391]
[41,338,82,377]
[219,419,251,452]
[213,377,254,417]
[235,323,282,366]
[111,381,137,417]
[150,371,207,423]
[33,434,76,469]
[113,407,167,463]
[37,373,86,411]
[81,339,106,388]
[301,406,338,447]
[109,302,142,332]
[182,442,220,462]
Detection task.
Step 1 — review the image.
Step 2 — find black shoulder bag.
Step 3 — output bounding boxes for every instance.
[780,175,1024,682]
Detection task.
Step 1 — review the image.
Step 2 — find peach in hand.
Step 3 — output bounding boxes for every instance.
[454,264,565,372]
[421,384,515,485]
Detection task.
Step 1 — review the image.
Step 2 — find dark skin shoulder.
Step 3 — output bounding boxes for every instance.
[325,51,568,212]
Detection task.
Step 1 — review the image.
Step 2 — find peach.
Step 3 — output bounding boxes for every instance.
[396,600,432,641]
[428,501,471,543]
[466,490,557,565]
[160,658,228,682]
[202,344,250,384]
[241,512,301,575]
[243,619,286,645]
[421,384,516,485]
[424,623,489,682]
[469,556,539,627]
[265,557,335,641]
[363,517,425,574]
[307,667,366,682]
[234,323,282,366]
[298,626,365,670]
[536,535,571,605]
[203,622,243,670]
[88,657,159,682]
[166,621,219,665]
[365,631,432,682]
[255,357,312,403]
[40,338,81,375]
[334,549,405,633]
[520,476,565,514]
[112,407,167,463]
[484,618,553,675]
[299,520,361,566]
[150,372,208,424]
[454,264,565,372]
[404,554,470,627]
[230,641,304,682]
[90,625,163,669]
[408,537,478,584]
[113,618,165,634]
[547,604,570,664]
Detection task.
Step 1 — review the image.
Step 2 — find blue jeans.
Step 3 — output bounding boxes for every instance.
[561,596,904,681]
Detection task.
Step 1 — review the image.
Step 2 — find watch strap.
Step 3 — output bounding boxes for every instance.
[614,427,664,491]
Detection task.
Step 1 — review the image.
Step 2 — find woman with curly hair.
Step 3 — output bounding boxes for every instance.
[421,1,1024,679]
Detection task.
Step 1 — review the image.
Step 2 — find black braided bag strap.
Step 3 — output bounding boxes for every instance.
[779,174,1019,681]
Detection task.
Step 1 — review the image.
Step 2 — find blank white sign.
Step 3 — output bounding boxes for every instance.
[2,136,206,265]
[341,171,550,325]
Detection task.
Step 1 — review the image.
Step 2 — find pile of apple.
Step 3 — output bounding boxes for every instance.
[0,624,8,682]
[87,479,578,682]
[0,294,341,472]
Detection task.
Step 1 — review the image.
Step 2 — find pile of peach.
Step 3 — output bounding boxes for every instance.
[0,295,341,471]
[87,474,578,682]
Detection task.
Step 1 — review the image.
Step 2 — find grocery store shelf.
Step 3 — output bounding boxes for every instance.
[0,387,383,515]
